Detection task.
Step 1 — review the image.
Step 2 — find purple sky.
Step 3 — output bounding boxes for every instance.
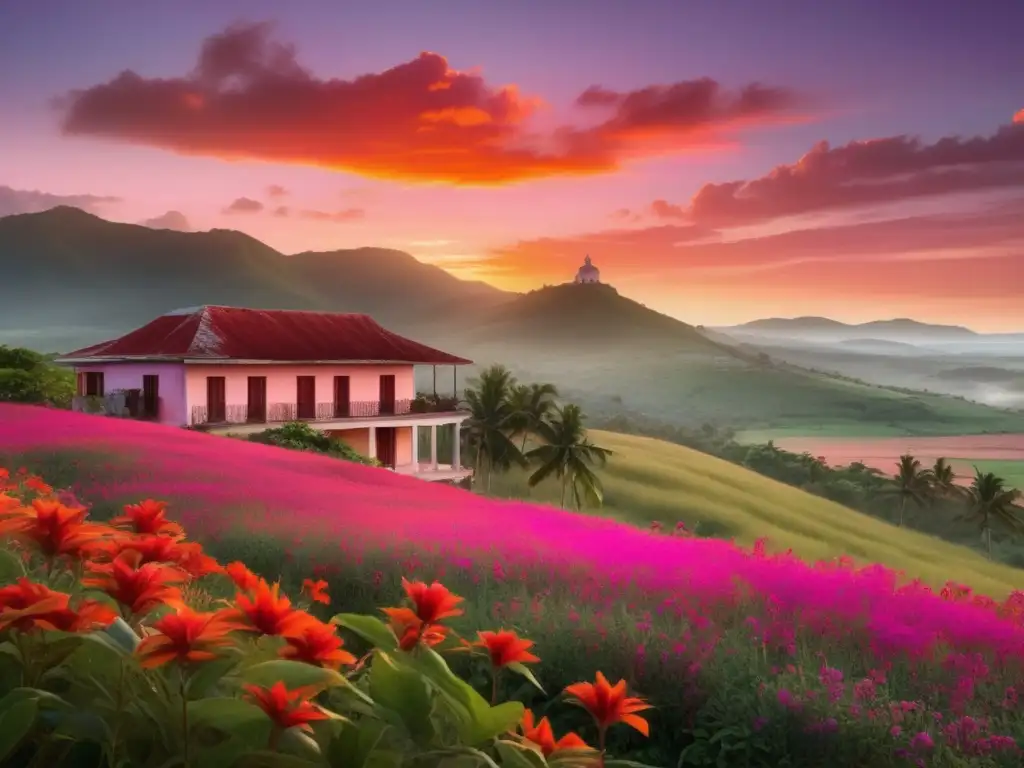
[2,0,1023,328]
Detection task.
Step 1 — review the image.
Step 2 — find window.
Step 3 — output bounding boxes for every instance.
[80,371,105,397]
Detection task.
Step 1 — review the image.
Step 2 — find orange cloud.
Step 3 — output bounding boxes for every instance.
[647,123,1024,226]
[266,184,289,198]
[57,22,805,186]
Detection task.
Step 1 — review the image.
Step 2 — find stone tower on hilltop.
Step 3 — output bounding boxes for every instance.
[573,255,601,284]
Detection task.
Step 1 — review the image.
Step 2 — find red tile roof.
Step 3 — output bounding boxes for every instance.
[60,306,472,365]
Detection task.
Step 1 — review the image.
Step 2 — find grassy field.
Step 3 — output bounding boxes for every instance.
[951,459,1024,487]
[486,430,1024,597]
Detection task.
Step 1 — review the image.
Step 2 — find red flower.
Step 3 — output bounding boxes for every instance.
[0,499,110,559]
[101,535,220,578]
[381,607,448,651]
[301,578,330,605]
[402,578,463,623]
[225,561,261,591]
[110,499,184,538]
[0,578,116,633]
[279,619,356,670]
[243,682,329,733]
[82,550,187,618]
[229,579,319,637]
[564,672,652,736]
[136,606,248,668]
[520,709,591,757]
[475,630,540,668]
[23,476,54,495]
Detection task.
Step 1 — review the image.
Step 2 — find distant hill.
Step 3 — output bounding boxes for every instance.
[722,316,978,342]
[461,283,728,352]
[0,207,509,351]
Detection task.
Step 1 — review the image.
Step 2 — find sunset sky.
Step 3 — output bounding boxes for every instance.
[2,0,1023,330]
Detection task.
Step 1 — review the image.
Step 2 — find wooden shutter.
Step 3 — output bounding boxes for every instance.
[206,376,226,423]
[296,376,316,419]
[378,374,396,415]
[247,376,267,422]
[333,375,351,417]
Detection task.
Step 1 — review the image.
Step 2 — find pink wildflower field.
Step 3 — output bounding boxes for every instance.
[2,403,1023,765]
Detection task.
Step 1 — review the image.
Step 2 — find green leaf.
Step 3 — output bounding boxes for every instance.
[0,548,25,584]
[408,647,523,745]
[603,761,663,768]
[495,740,547,768]
[186,655,240,699]
[0,698,37,762]
[332,614,397,652]
[237,659,345,692]
[187,697,268,733]
[103,617,142,652]
[0,686,72,713]
[326,720,392,768]
[505,662,545,694]
[368,651,435,746]
[232,751,322,768]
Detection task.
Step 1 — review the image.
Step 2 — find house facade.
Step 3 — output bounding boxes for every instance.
[57,306,473,483]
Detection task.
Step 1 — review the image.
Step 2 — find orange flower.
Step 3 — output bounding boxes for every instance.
[229,579,319,637]
[0,499,110,559]
[136,606,248,668]
[520,709,591,757]
[402,578,463,623]
[475,630,540,668]
[108,535,221,578]
[23,476,54,495]
[110,499,185,538]
[0,578,116,633]
[381,607,448,651]
[301,578,330,605]
[564,672,652,737]
[225,561,262,591]
[279,619,356,670]
[243,682,329,733]
[82,550,187,618]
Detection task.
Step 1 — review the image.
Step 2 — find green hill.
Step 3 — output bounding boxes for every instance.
[486,430,1023,597]
[435,286,1024,435]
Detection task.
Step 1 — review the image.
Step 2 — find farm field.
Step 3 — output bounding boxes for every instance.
[2,403,1024,765]
[771,434,1024,483]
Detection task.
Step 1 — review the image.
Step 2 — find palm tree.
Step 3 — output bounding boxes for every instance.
[507,382,560,452]
[880,454,933,526]
[525,404,612,509]
[461,364,524,491]
[960,469,1023,556]
[929,457,964,501]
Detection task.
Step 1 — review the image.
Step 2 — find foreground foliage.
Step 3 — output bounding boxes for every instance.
[0,467,650,767]
[3,405,1024,766]
[244,421,381,467]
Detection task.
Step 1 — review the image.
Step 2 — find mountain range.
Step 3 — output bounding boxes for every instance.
[3,207,1022,434]
[718,317,982,343]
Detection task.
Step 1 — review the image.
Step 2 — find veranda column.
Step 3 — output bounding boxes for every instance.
[410,425,419,468]
[430,424,439,470]
[452,422,461,469]
[368,426,377,461]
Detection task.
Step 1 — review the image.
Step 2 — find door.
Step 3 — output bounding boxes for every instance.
[376,427,397,468]
[333,375,350,417]
[296,375,316,419]
[206,376,226,423]
[142,375,159,419]
[378,374,396,416]
[247,376,267,422]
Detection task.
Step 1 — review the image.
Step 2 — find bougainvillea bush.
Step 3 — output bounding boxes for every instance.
[2,404,1024,766]
[0,468,653,767]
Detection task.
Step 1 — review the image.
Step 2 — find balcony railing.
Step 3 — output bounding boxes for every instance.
[191,397,463,427]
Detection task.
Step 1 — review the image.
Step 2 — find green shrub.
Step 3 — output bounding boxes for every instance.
[245,422,381,467]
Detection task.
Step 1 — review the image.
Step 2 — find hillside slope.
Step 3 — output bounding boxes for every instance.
[488,430,1022,596]
[0,404,1019,597]
[433,285,1024,435]
[0,208,508,351]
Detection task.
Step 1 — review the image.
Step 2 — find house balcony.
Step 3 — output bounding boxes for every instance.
[190,397,466,432]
